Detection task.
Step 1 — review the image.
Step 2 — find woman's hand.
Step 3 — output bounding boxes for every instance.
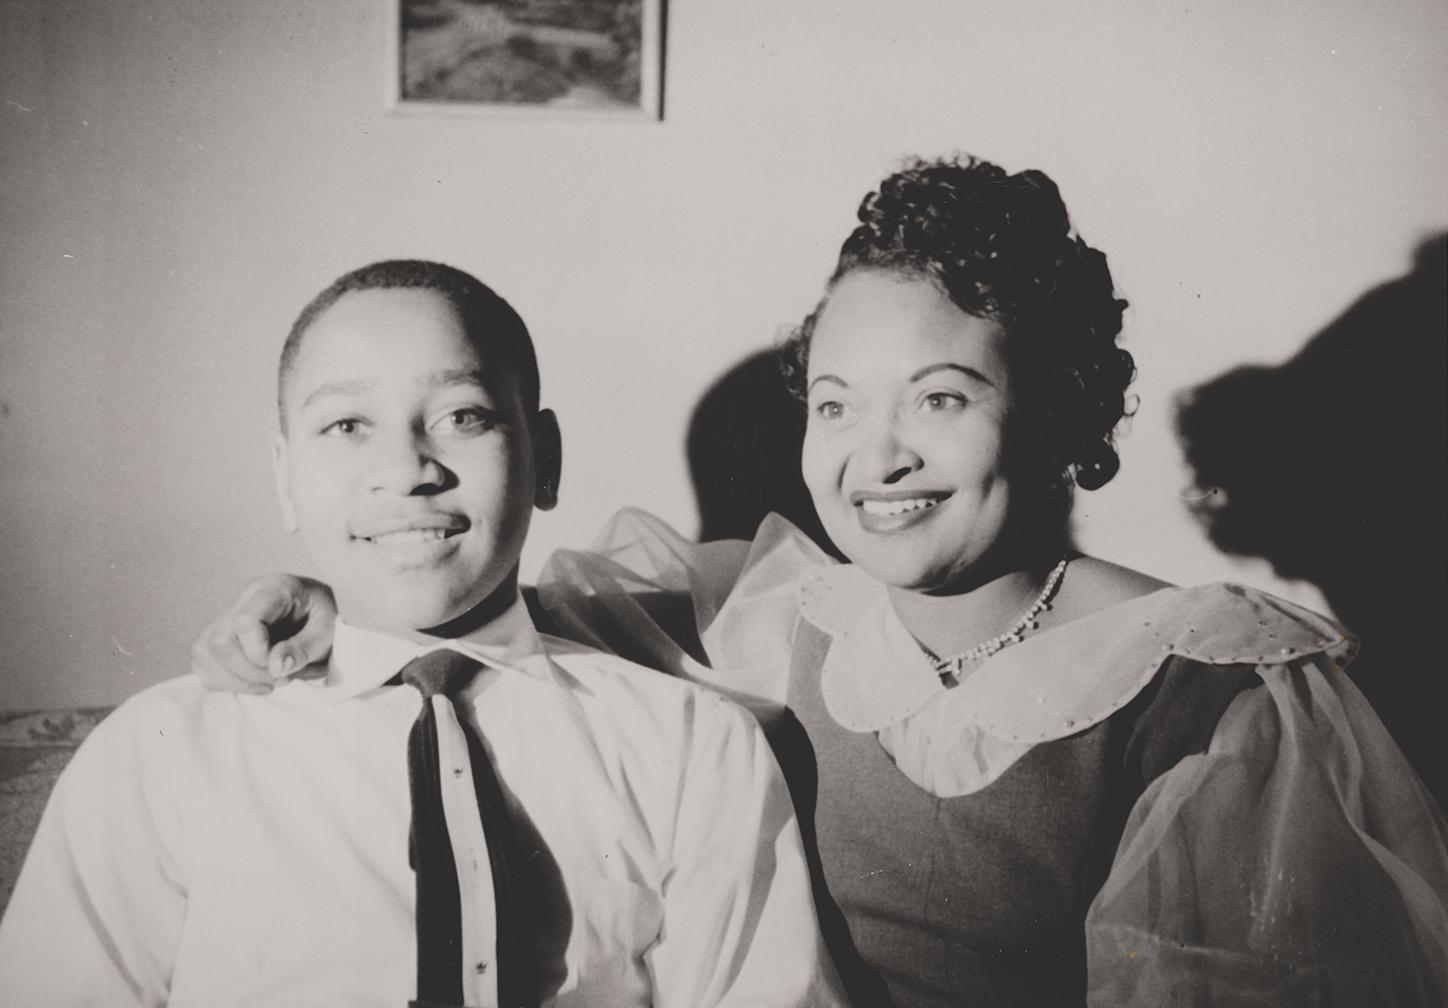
[190,574,338,693]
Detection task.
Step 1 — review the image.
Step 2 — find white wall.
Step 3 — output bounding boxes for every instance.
[2,0,1445,710]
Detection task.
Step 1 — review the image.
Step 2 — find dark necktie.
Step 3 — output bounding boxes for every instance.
[401,648,536,1008]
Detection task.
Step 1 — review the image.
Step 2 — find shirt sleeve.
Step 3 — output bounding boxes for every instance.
[0,701,187,1006]
[1085,655,1448,1005]
[647,692,848,1008]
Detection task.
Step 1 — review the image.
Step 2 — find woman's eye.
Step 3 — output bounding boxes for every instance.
[814,400,848,421]
[921,391,966,413]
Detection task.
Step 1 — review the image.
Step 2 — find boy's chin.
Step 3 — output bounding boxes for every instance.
[339,591,501,638]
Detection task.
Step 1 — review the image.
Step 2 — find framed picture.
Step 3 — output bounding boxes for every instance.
[388,0,663,119]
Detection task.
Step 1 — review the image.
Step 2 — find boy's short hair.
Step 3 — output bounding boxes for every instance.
[278,259,540,425]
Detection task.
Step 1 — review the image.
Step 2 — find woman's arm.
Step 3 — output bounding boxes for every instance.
[191,508,825,697]
[190,573,337,692]
[1086,656,1448,1005]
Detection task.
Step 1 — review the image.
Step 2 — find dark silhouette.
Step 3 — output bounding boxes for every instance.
[686,348,836,551]
[1177,234,1448,806]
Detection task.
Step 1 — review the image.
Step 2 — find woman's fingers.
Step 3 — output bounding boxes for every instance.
[190,619,273,693]
[191,573,336,691]
[271,575,338,673]
[234,617,273,671]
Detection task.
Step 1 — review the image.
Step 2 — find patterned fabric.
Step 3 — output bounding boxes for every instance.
[0,707,109,747]
[0,708,110,914]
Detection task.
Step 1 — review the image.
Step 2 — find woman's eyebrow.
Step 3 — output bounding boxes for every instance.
[909,362,996,387]
[806,374,847,394]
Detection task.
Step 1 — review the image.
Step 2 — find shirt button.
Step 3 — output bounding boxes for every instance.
[475,960,489,974]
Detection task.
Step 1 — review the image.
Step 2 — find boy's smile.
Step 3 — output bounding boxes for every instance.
[353,512,468,559]
[274,287,558,633]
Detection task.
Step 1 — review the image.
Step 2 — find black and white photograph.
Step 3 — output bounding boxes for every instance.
[2,1,1446,1005]
[393,0,661,116]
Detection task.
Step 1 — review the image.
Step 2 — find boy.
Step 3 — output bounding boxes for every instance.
[0,261,842,1007]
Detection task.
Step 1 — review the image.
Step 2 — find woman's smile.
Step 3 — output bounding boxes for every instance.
[851,489,953,531]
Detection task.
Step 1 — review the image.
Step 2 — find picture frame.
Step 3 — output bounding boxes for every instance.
[387,0,663,120]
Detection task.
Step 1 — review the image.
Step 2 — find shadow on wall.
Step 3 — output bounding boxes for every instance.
[1177,233,1448,806]
[686,348,835,552]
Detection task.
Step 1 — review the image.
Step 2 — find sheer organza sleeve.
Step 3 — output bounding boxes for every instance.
[536,509,830,720]
[1086,654,1448,1005]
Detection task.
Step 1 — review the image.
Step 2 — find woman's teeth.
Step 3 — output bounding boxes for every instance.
[859,498,938,518]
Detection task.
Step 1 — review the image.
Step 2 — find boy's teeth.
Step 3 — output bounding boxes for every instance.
[369,528,450,545]
[860,498,937,517]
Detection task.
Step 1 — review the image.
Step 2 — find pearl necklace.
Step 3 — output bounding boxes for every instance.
[926,557,1070,683]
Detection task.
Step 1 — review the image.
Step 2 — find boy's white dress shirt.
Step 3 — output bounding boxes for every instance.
[0,595,842,1007]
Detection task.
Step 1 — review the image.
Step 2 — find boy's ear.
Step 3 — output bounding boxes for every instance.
[272,434,299,533]
[532,408,561,512]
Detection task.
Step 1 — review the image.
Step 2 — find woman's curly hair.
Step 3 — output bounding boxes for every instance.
[782,155,1136,524]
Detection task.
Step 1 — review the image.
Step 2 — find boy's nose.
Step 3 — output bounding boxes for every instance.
[368,434,450,495]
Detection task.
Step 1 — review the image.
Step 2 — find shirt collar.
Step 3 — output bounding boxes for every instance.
[322,592,552,702]
[799,563,1353,738]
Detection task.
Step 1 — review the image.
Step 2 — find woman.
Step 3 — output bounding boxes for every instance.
[196,157,1448,1005]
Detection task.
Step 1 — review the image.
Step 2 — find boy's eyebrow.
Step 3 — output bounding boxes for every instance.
[298,369,496,410]
[424,367,491,391]
[909,362,996,387]
[301,378,371,410]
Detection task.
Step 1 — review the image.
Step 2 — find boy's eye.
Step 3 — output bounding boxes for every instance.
[320,417,365,437]
[433,408,496,434]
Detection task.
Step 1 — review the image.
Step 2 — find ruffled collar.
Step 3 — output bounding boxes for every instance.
[798,562,1354,745]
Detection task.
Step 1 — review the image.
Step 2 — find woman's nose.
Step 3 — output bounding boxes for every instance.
[856,420,923,484]
[367,431,450,495]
